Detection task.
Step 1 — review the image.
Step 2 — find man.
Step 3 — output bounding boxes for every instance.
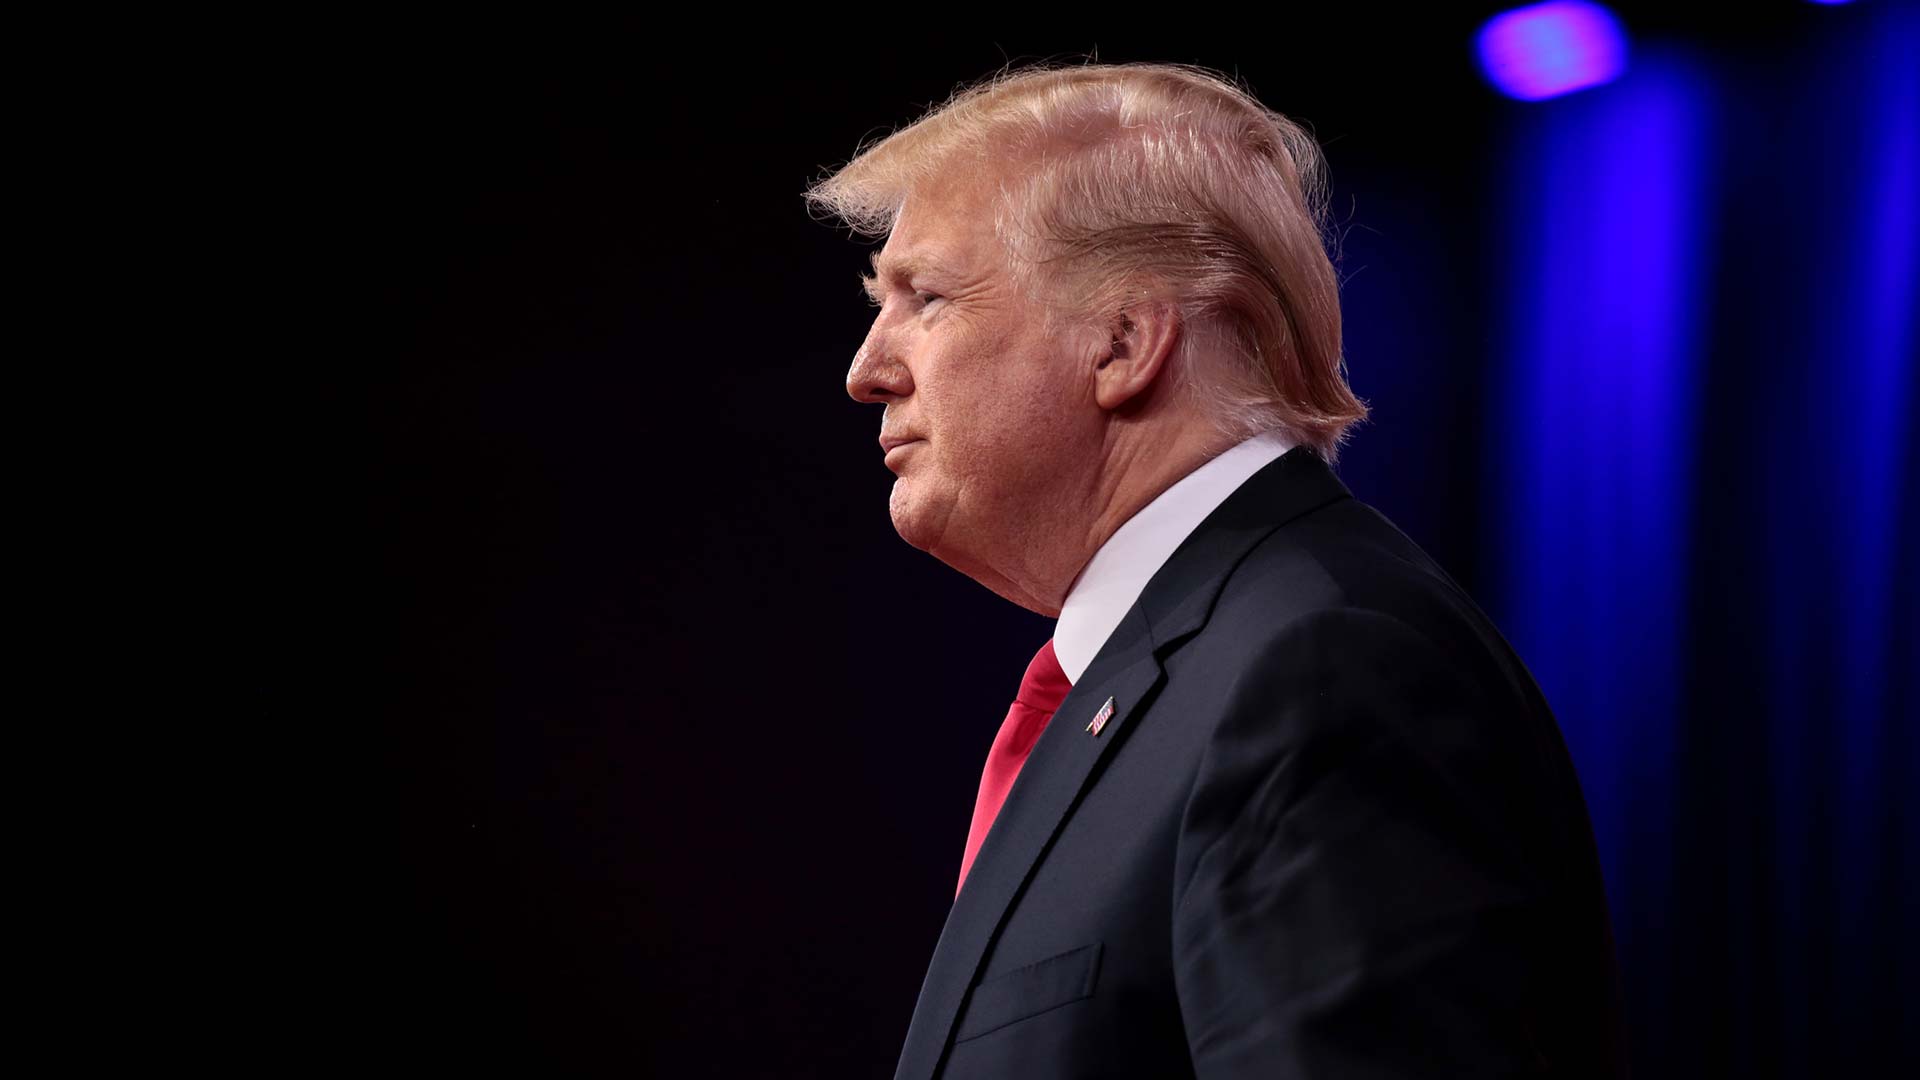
[809,62,1624,1079]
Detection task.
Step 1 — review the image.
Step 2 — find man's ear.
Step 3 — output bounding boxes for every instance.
[1092,300,1182,411]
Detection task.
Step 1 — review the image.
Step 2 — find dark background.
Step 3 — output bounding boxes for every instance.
[351,6,1917,1075]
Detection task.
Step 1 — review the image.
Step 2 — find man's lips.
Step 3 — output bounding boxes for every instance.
[879,435,923,455]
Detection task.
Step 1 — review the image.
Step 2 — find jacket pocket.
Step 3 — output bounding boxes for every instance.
[953,942,1104,1043]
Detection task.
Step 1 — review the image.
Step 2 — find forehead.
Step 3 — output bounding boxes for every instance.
[872,171,1006,280]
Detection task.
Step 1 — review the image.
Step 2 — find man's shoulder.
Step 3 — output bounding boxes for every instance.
[1195,493,1538,711]
[1213,494,1475,630]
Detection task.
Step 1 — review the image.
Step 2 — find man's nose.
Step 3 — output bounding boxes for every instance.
[846,335,912,404]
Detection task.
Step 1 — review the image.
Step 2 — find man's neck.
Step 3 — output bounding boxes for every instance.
[937,419,1242,618]
[1053,429,1298,679]
[1055,427,1242,606]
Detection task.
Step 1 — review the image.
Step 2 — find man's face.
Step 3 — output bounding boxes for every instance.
[846,172,1099,592]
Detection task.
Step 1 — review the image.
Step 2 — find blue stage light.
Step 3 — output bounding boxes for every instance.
[1477,2,1630,101]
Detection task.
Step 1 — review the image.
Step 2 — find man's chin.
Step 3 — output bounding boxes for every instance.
[888,505,935,553]
[888,485,943,554]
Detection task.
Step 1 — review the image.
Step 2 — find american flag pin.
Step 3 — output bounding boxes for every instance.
[1086,696,1116,736]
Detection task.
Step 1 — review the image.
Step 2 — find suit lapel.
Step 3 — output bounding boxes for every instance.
[892,447,1352,1080]
[892,610,1165,1080]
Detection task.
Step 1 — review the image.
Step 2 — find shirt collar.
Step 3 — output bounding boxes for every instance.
[1053,430,1296,683]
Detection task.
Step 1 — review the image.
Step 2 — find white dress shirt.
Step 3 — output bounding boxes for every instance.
[1052,430,1297,683]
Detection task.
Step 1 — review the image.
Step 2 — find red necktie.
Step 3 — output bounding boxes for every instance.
[956,638,1074,897]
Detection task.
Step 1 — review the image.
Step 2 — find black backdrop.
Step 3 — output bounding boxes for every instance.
[350,9,1916,1076]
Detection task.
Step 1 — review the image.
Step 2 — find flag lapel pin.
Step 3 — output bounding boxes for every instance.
[1086,696,1116,736]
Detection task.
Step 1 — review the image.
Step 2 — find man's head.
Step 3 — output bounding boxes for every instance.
[809,62,1367,612]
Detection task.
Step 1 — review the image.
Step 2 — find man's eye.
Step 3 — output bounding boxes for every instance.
[916,291,942,306]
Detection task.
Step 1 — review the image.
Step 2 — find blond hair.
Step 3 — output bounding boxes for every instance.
[805,60,1368,462]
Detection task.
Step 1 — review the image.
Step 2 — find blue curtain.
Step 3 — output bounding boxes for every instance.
[1483,4,1917,1073]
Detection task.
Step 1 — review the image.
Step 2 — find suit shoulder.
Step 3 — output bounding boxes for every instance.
[1200,496,1543,720]
[1216,496,1473,631]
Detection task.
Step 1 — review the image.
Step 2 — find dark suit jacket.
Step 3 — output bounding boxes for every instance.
[893,446,1625,1079]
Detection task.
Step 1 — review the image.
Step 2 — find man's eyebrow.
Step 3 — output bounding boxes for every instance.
[867,250,943,283]
[860,251,938,303]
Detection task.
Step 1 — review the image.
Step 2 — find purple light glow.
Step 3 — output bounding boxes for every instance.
[1477,2,1629,101]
